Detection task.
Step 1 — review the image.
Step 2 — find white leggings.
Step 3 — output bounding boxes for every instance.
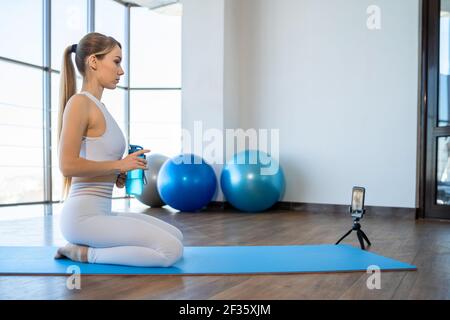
[59,182,184,267]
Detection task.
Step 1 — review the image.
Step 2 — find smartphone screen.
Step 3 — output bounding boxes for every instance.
[351,187,365,211]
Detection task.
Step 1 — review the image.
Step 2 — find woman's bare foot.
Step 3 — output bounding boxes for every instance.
[54,243,89,263]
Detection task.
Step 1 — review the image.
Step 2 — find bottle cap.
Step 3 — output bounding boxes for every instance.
[129,144,143,154]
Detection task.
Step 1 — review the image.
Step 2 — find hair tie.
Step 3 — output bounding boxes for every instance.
[71,44,77,54]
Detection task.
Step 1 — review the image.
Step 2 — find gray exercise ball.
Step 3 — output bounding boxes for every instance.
[135,153,169,207]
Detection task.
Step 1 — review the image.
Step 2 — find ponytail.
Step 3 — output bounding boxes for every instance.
[57,45,77,202]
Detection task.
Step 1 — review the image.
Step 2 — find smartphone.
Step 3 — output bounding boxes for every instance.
[351,186,365,212]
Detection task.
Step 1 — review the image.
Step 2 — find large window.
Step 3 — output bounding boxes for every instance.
[130,7,182,158]
[0,0,182,206]
[0,0,44,205]
[0,0,43,66]
[130,7,181,87]
[0,62,43,204]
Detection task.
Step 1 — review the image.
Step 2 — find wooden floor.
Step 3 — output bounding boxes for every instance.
[0,198,449,300]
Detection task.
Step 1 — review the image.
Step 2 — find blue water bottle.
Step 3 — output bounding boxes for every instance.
[125,144,147,196]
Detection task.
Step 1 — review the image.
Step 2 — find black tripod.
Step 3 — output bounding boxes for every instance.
[335,209,371,250]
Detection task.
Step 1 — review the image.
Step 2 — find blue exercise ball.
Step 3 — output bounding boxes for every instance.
[221,150,285,212]
[157,154,217,212]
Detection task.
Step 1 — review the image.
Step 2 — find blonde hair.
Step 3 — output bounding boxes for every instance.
[57,32,122,202]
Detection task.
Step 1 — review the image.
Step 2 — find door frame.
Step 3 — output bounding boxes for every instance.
[418,0,450,219]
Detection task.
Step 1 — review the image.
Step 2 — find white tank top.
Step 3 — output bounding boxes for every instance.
[78,91,127,162]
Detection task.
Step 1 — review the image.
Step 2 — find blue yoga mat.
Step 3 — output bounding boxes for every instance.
[0,244,416,275]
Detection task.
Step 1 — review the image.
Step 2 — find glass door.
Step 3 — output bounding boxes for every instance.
[423,0,450,219]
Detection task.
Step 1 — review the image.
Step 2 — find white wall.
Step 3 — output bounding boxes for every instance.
[182,0,420,208]
[181,0,225,200]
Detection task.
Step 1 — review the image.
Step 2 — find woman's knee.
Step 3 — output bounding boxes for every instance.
[174,227,184,242]
[161,237,184,267]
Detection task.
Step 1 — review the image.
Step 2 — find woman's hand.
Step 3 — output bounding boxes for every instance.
[117,149,150,174]
[116,172,127,189]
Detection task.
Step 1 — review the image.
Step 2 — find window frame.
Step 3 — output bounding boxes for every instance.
[0,0,182,207]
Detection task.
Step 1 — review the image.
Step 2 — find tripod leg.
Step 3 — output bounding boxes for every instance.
[359,229,371,246]
[357,231,365,250]
[335,229,353,245]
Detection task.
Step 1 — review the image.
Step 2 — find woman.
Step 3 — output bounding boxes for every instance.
[54,32,184,267]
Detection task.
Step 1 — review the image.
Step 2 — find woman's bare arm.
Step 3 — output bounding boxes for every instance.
[58,95,121,178]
